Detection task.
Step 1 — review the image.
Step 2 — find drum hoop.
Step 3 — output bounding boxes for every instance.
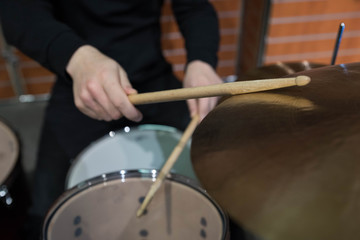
[44,169,229,240]
[64,124,188,188]
[0,118,20,186]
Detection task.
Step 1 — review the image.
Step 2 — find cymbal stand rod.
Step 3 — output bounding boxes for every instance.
[331,22,345,65]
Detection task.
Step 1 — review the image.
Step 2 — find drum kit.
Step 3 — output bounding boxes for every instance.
[2,60,360,239]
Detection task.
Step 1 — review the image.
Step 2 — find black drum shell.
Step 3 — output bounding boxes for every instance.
[0,118,30,239]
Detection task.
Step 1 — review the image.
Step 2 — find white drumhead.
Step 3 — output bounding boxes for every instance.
[66,125,197,189]
[0,120,19,184]
[45,172,227,240]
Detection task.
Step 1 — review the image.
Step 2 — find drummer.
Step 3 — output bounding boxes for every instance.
[0,0,221,238]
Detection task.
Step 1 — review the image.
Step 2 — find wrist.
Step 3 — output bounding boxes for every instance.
[66,45,96,77]
[186,60,213,73]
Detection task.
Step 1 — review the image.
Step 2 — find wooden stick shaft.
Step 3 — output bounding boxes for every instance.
[136,115,200,217]
[129,76,310,105]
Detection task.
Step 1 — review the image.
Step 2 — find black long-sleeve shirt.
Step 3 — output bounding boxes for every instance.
[0,0,220,85]
[0,0,220,157]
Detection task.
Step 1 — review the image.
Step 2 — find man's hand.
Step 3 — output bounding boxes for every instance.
[66,45,142,122]
[183,60,223,121]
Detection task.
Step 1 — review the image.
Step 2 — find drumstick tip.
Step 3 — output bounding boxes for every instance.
[295,75,311,86]
[136,208,144,218]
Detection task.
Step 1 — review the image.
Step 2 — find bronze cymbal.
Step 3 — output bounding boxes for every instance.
[191,62,360,240]
[241,61,326,80]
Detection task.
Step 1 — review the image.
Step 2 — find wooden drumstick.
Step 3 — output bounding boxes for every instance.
[136,114,200,218]
[129,76,310,105]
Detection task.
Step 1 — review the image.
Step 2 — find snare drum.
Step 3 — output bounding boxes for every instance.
[66,125,197,189]
[44,170,229,240]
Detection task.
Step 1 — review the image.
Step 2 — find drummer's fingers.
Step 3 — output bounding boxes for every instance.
[186,98,198,119]
[196,96,219,121]
[209,96,220,111]
[198,97,212,121]
[79,104,102,121]
[74,87,111,121]
[104,70,143,122]
[86,76,122,121]
[118,68,138,95]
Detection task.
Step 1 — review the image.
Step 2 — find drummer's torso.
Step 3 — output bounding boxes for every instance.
[53,0,164,38]
[52,0,167,81]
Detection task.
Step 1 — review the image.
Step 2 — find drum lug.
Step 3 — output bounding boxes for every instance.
[0,185,13,206]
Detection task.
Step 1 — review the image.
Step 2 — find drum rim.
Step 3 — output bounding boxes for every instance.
[65,124,189,188]
[44,169,229,240]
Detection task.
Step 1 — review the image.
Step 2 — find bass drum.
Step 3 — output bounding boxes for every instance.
[44,170,229,240]
[0,118,30,239]
[66,125,197,189]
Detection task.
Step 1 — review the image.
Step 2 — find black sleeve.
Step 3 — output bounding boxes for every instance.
[171,0,220,69]
[0,0,86,79]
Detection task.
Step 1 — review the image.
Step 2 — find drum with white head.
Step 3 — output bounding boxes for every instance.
[66,125,197,189]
